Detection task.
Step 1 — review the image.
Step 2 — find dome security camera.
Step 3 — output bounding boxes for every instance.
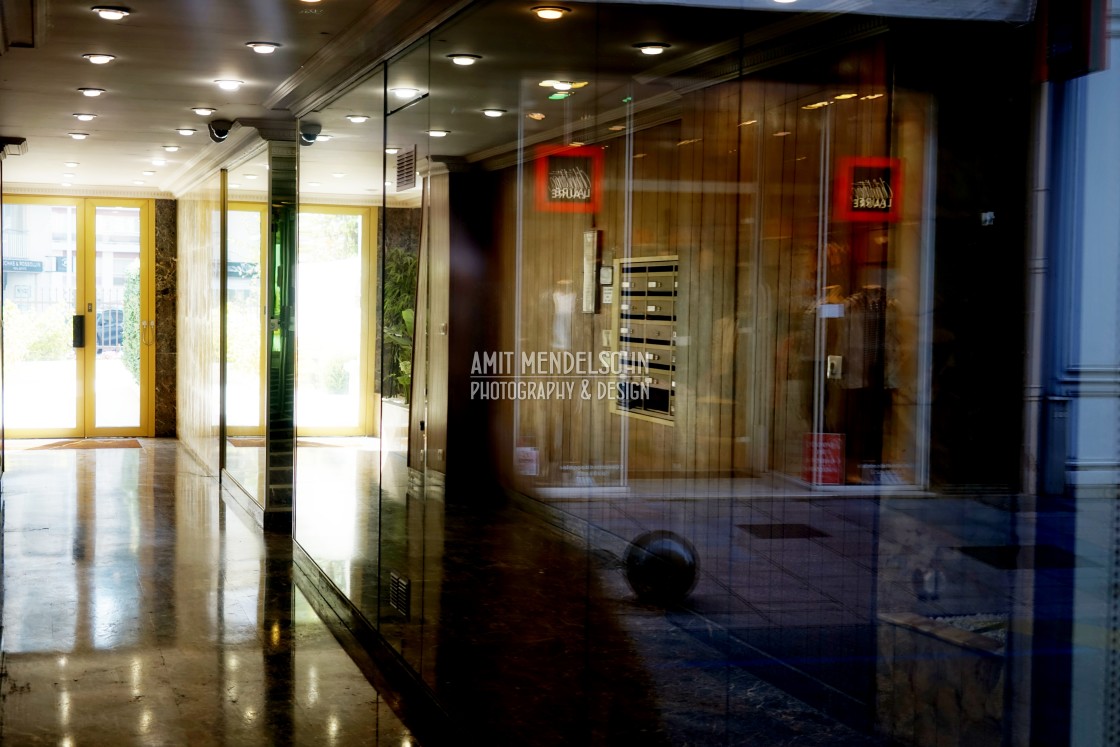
[208,119,233,143]
[299,123,322,146]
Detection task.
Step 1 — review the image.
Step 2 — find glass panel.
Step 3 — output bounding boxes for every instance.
[224,154,269,504]
[1,201,80,432]
[93,206,141,429]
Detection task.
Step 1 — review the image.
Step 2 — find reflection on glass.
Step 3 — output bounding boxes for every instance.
[296,210,366,432]
[94,206,142,429]
[1,202,80,431]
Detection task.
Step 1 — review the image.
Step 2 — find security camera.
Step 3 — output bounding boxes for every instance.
[299,123,322,146]
[208,119,233,143]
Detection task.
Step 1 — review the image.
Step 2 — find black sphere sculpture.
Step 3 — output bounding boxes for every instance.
[624,530,698,606]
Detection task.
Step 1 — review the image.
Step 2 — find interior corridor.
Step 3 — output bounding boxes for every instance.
[0,439,415,746]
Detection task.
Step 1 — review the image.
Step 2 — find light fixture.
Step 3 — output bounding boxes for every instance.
[608,125,625,131]
[142,171,155,176]
[163,145,179,152]
[634,43,670,55]
[192,107,216,116]
[246,42,281,54]
[552,81,572,91]
[427,129,450,137]
[73,113,97,121]
[481,108,506,118]
[391,87,419,99]
[385,147,400,155]
[861,93,884,100]
[78,87,105,97]
[345,114,369,123]
[316,135,332,142]
[332,172,346,178]
[65,161,79,167]
[548,92,571,100]
[738,120,758,126]
[69,133,89,139]
[151,158,167,166]
[83,54,116,64]
[385,181,393,186]
[214,80,243,91]
[773,0,798,3]
[447,54,481,66]
[532,6,570,19]
[569,141,585,147]
[91,6,130,20]
[527,112,546,121]
[834,93,858,100]
[803,101,831,110]
[177,128,196,136]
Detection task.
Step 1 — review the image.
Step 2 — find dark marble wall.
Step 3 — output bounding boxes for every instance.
[155,199,177,437]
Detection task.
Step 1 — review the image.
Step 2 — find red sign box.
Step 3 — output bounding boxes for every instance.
[834,156,902,223]
[802,433,845,485]
[535,145,603,214]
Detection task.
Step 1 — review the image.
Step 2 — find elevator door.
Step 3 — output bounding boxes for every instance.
[2,197,154,438]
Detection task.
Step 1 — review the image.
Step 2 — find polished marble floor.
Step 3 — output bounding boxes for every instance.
[0,439,416,746]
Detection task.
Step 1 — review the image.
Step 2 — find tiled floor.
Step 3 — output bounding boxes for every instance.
[0,439,415,746]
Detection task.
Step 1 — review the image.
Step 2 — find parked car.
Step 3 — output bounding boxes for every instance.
[96,308,123,353]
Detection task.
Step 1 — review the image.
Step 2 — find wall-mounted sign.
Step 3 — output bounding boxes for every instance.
[803,432,844,485]
[834,156,902,223]
[535,145,603,214]
[3,258,44,273]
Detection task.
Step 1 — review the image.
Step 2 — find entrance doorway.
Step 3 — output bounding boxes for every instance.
[1,196,155,438]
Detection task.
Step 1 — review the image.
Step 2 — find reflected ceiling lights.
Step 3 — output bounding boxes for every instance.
[385,147,400,155]
[634,43,670,55]
[548,92,571,100]
[773,131,791,137]
[192,107,216,116]
[527,112,546,121]
[427,130,450,137]
[69,133,89,139]
[65,161,79,167]
[73,113,97,121]
[834,93,858,100]
[78,87,105,97]
[177,128,196,135]
[163,145,179,152]
[151,158,167,165]
[83,54,116,64]
[391,87,419,99]
[246,42,281,54]
[215,80,243,91]
[448,54,481,66]
[346,114,369,123]
[142,171,155,176]
[316,135,332,142]
[532,6,570,19]
[539,80,587,91]
[91,6,130,20]
[481,108,506,118]
[861,93,884,100]
[608,125,625,131]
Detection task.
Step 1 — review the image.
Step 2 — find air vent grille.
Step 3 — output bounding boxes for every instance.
[396,146,416,192]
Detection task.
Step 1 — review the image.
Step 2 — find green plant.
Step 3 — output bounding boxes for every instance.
[382,245,418,400]
[3,300,73,362]
[122,266,141,384]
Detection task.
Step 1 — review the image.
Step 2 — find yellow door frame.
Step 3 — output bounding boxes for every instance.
[226,201,269,437]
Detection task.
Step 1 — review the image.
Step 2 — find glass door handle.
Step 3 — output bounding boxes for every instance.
[73,315,86,348]
[141,320,156,346]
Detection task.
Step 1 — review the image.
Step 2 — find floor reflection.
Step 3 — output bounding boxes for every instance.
[1,439,414,746]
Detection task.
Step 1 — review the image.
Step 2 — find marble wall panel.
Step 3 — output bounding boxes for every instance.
[176,179,221,473]
[155,199,177,437]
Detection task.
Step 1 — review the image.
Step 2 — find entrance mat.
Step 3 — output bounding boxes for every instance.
[28,438,142,450]
[738,523,830,540]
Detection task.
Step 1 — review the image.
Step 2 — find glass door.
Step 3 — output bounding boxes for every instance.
[1,196,154,438]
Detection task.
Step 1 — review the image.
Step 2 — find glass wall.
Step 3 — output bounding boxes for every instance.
[292,3,1037,744]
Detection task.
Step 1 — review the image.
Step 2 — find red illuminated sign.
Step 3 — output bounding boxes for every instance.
[535,145,603,214]
[834,156,902,223]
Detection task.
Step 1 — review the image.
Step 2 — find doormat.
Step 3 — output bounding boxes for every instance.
[29,438,142,450]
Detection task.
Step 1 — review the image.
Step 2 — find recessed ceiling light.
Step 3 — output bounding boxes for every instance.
[447,54,481,66]
[532,6,570,19]
[608,125,625,131]
[65,161,79,167]
[142,171,155,176]
[391,87,419,99]
[345,114,369,123]
[385,181,393,186]
[834,93,858,100]
[214,80,243,91]
[73,113,97,121]
[152,158,167,166]
[177,128,196,136]
[163,145,179,152]
[569,141,585,147]
[427,130,450,137]
[634,43,670,55]
[91,6,130,20]
[192,107,216,116]
[83,54,116,64]
[315,134,332,142]
[300,0,321,3]
[481,108,506,118]
[774,0,798,3]
[78,87,105,97]
[552,81,572,91]
[332,172,346,178]
[385,147,400,155]
[69,132,89,139]
[527,112,546,121]
[246,42,281,54]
